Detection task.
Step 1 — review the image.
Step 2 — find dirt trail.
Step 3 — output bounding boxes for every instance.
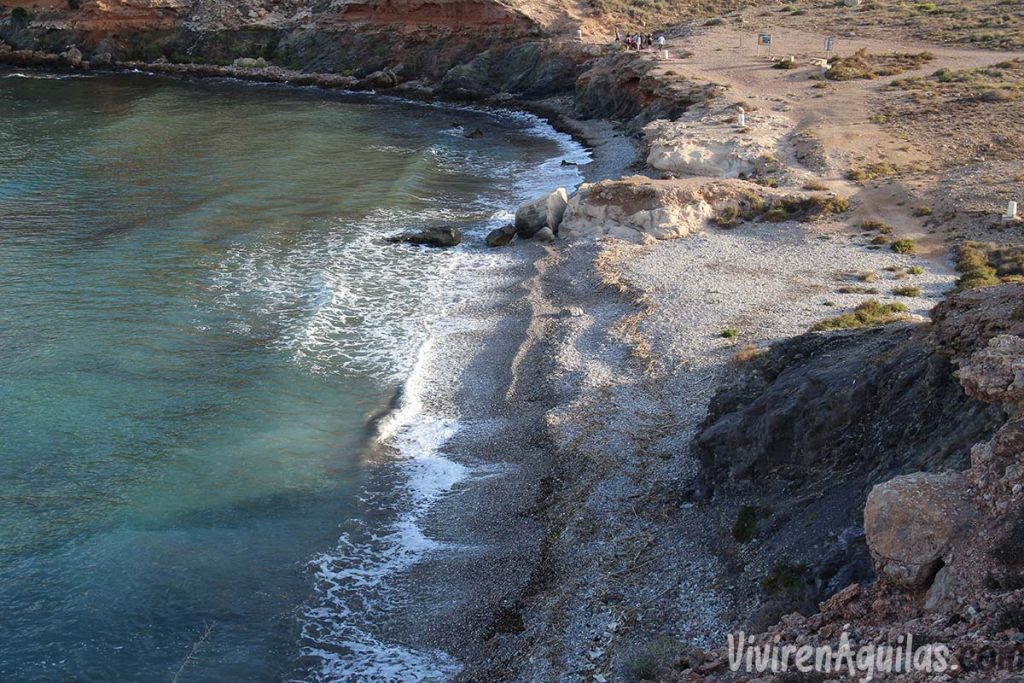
[593,21,1024,257]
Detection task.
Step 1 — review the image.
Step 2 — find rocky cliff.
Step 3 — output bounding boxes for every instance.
[691,283,1022,649]
[0,0,603,87]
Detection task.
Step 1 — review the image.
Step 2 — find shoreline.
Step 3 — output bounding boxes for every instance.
[7,10,1024,680]
[0,58,635,182]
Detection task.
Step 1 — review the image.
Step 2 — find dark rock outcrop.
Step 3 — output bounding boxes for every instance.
[695,323,1000,494]
[439,40,598,100]
[385,226,462,248]
[692,284,1022,624]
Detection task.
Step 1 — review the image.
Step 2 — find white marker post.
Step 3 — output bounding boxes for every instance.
[575,28,583,41]
[1007,201,1019,220]
[738,108,746,127]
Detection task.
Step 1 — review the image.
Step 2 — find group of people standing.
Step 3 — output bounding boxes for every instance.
[615,29,665,51]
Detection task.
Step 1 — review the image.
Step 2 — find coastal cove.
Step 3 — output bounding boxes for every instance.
[0,70,588,681]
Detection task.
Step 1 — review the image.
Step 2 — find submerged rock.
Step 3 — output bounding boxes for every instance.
[386,227,462,248]
[464,128,484,139]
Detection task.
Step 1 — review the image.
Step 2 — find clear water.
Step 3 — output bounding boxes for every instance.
[0,72,584,681]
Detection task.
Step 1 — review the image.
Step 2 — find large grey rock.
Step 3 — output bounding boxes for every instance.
[864,471,973,589]
[955,334,1024,408]
[924,565,958,612]
[515,188,568,238]
[385,227,461,248]
[545,187,569,231]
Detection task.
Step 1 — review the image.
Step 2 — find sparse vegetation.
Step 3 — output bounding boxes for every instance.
[811,300,910,331]
[891,238,917,254]
[802,179,829,191]
[871,235,890,245]
[913,206,934,217]
[731,343,767,363]
[826,49,935,81]
[762,560,810,598]
[720,328,739,338]
[847,161,900,183]
[909,266,925,275]
[838,285,880,294]
[890,59,1024,103]
[862,219,895,234]
[733,505,761,543]
[623,637,684,683]
[892,285,922,297]
[857,271,878,282]
[954,241,1024,290]
[711,193,847,228]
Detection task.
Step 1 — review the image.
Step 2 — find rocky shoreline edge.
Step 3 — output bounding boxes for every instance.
[7,30,1024,683]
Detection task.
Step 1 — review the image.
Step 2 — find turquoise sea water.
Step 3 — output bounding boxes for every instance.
[0,72,583,681]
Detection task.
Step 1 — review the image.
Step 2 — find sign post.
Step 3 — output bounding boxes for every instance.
[758,33,773,58]
[824,36,835,55]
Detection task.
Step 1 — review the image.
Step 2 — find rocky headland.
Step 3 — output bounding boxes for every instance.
[5,0,1024,679]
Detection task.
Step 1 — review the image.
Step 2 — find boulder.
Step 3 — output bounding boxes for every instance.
[534,226,555,242]
[955,334,1024,409]
[923,565,958,612]
[644,108,787,178]
[559,177,750,242]
[386,227,462,248]
[61,46,83,68]
[515,188,567,238]
[91,52,113,67]
[864,471,973,589]
[364,67,400,89]
[485,228,513,247]
[464,128,484,139]
[545,187,569,230]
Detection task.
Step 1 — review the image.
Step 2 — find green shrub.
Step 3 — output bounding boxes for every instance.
[762,560,809,595]
[811,300,909,331]
[11,6,29,20]
[862,219,895,234]
[956,267,999,291]
[711,206,741,228]
[720,328,739,338]
[892,285,922,297]
[908,266,924,275]
[733,505,760,543]
[891,238,917,254]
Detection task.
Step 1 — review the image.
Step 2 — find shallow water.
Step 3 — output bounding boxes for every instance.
[0,72,584,681]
